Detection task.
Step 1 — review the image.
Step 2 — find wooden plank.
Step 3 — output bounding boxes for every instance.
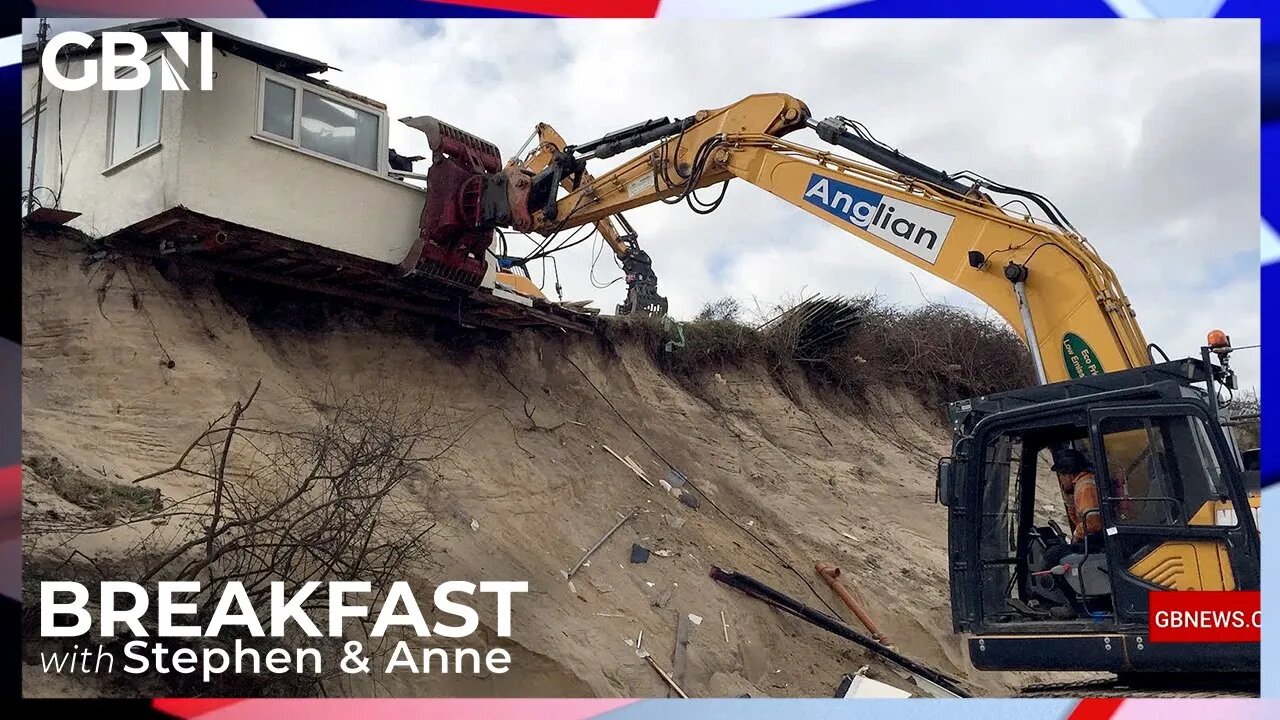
[603,445,655,487]
[622,455,653,486]
[670,612,692,698]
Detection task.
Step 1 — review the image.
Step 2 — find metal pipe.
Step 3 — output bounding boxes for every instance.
[1012,278,1048,385]
[1200,345,1246,468]
[637,649,688,698]
[1202,346,1219,426]
[709,565,969,697]
[816,562,892,647]
[26,18,51,212]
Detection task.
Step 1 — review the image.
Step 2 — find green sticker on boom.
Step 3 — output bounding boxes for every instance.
[1062,332,1103,379]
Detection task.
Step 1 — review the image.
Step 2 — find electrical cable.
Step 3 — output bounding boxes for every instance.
[589,232,624,289]
[549,255,562,300]
[549,222,595,254]
[652,133,731,215]
[526,223,598,264]
[537,223,588,260]
[660,122,692,187]
[535,255,564,297]
[495,228,510,258]
[565,356,846,621]
[526,193,590,259]
[54,49,68,205]
[687,180,729,215]
[998,198,1038,220]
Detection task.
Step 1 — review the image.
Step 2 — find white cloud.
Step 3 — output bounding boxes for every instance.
[29,18,1262,392]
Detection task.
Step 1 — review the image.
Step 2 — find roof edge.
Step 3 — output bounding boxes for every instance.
[21,18,332,77]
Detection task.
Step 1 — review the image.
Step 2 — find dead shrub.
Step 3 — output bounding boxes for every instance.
[603,294,1035,413]
[694,297,744,322]
[24,380,470,697]
[1226,390,1260,451]
[24,455,161,525]
[833,299,1036,406]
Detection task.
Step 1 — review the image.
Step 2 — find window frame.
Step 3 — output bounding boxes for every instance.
[105,50,166,172]
[254,68,390,177]
[1091,404,1244,531]
[966,415,1095,627]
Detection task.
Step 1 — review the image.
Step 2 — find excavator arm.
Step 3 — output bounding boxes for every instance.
[515,123,639,258]
[510,123,668,316]
[508,93,1151,385]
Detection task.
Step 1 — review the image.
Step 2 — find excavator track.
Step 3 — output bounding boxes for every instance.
[1015,674,1259,698]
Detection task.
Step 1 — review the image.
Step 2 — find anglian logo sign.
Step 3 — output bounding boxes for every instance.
[42,32,214,92]
[1062,332,1103,378]
[801,173,954,264]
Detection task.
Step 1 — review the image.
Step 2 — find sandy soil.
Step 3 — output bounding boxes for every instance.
[20,231,1061,698]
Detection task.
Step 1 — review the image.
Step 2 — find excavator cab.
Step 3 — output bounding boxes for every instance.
[937,357,1260,675]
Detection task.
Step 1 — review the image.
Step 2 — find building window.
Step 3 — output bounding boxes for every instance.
[261,79,296,139]
[21,107,49,215]
[257,72,383,172]
[109,55,163,167]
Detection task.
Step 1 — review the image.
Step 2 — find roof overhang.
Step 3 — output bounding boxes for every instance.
[22,18,334,78]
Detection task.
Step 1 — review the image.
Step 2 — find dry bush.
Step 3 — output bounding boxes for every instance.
[603,294,1035,413]
[1226,390,1260,451]
[832,299,1035,406]
[602,313,770,377]
[694,297,744,322]
[25,381,469,696]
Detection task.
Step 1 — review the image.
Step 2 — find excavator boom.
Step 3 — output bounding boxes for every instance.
[507,93,1150,385]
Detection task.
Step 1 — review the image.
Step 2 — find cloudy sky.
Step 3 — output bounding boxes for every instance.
[26,19,1262,392]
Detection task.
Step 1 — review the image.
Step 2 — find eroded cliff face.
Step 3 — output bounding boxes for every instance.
[21,231,1044,698]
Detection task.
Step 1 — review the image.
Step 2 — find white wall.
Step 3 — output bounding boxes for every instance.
[22,57,182,238]
[176,41,425,265]
[23,38,427,266]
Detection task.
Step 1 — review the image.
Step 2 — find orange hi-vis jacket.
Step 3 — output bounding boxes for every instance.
[1061,471,1103,541]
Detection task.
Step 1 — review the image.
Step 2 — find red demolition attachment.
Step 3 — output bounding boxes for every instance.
[400,116,503,288]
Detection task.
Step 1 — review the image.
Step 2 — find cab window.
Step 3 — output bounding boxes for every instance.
[1097,414,1237,529]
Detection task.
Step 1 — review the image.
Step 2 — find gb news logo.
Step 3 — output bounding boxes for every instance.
[42,31,214,92]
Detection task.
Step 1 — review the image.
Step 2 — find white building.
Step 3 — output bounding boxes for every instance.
[21,19,591,331]
[22,19,425,263]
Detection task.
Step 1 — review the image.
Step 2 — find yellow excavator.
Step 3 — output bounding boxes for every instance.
[409,93,1260,682]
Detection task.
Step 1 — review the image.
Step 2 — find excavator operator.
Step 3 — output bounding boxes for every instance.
[1043,448,1105,574]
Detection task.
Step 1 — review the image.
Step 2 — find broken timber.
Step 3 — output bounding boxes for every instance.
[637,647,689,698]
[670,612,693,698]
[603,445,655,487]
[567,508,636,580]
[100,207,597,334]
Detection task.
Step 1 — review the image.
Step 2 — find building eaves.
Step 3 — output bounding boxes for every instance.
[21,18,334,78]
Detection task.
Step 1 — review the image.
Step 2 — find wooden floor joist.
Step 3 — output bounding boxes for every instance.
[104,207,598,334]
